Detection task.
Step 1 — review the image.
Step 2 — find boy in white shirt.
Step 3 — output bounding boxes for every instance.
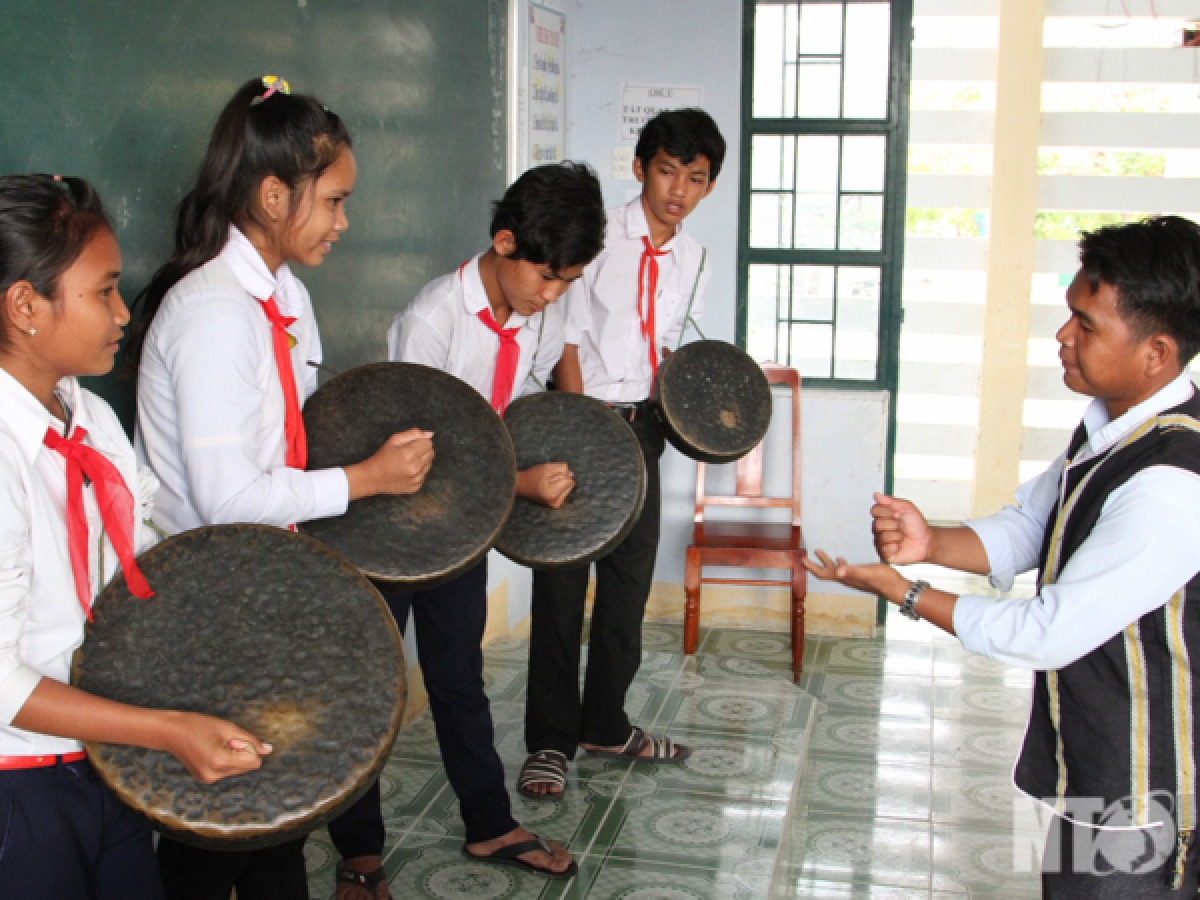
[521,110,726,797]
[373,162,605,877]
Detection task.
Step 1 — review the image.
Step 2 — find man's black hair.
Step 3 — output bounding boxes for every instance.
[1079,215,1200,365]
[635,108,726,181]
[490,162,605,272]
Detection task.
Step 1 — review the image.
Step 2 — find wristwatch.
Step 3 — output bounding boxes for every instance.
[899,579,929,621]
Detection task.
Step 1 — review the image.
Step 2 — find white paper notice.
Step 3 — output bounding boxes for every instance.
[619,83,704,142]
[528,3,566,165]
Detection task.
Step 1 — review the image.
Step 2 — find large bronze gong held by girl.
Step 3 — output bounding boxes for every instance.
[654,340,773,464]
[72,525,406,851]
[495,391,646,569]
[301,362,517,586]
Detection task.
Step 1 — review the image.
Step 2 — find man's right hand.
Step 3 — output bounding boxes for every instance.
[871,493,933,565]
[347,429,435,500]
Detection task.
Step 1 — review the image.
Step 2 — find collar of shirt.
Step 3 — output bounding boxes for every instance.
[220,225,304,318]
[622,195,681,258]
[1077,371,1197,462]
[459,252,532,331]
[0,368,90,465]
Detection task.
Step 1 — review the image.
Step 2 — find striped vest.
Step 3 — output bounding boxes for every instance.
[1015,392,1200,879]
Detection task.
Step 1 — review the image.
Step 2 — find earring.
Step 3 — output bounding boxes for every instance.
[27,328,36,336]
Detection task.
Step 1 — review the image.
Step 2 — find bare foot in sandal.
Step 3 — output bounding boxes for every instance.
[337,855,392,900]
[465,826,574,876]
[581,726,691,763]
[519,749,568,798]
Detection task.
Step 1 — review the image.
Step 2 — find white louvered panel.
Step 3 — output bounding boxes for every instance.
[1045,0,1200,17]
[895,421,979,457]
[911,109,995,143]
[907,173,992,208]
[1044,48,1200,83]
[1034,239,1082,274]
[1038,174,1200,212]
[913,48,998,81]
[903,237,988,270]
[1041,113,1200,148]
[894,478,973,522]
[915,0,997,15]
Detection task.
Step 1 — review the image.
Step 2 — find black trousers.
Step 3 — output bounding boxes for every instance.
[157,836,308,900]
[328,559,517,853]
[525,409,664,758]
[0,758,164,900]
[1043,817,1200,898]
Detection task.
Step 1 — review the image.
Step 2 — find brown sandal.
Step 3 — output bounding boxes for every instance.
[336,861,393,900]
[518,749,568,801]
[583,726,691,764]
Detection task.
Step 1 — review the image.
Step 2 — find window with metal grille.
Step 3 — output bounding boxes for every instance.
[738,0,913,390]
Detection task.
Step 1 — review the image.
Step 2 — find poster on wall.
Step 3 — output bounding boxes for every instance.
[528,3,565,165]
[619,83,704,142]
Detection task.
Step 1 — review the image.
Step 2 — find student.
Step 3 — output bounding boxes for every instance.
[362,161,606,886]
[0,174,271,900]
[132,77,433,900]
[521,109,726,797]
[804,217,1200,898]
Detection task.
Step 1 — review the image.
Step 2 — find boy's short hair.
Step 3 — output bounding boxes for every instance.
[635,109,726,181]
[1079,216,1200,365]
[490,162,605,272]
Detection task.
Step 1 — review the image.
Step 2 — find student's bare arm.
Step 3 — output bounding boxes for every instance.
[872,494,991,575]
[554,344,584,394]
[14,678,269,783]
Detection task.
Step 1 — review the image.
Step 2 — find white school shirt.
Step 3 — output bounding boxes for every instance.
[0,370,158,756]
[953,372,1200,670]
[386,253,564,402]
[562,196,709,403]
[136,226,349,534]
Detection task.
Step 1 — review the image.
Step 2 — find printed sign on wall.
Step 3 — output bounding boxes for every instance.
[528,3,565,165]
[619,83,704,143]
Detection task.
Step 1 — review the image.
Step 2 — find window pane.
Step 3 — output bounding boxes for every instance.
[843,3,890,118]
[798,2,843,54]
[797,60,842,118]
[834,267,881,379]
[796,135,839,191]
[791,265,835,320]
[751,135,795,191]
[841,135,887,192]
[750,192,794,248]
[753,4,786,117]
[748,264,784,362]
[794,193,838,248]
[839,194,884,250]
[790,322,833,378]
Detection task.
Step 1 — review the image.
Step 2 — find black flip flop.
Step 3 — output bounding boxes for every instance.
[336,861,393,899]
[461,834,578,879]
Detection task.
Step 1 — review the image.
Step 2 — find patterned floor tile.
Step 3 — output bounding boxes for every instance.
[691,649,810,681]
[808,713,933,766]
[800,759,931,822]
[931,824,1043,897]
[563,854,773,900]
[378,835,566,900]
[654,680,816,742]
[304,827,338,899]
[932,683,1031,726]
[770,872,931,899]
[932,767,1025,827]
[816,673,934,720]
[931,721,1024,771]
[641,623,689,654]
[817,639,933,679]
[932,644,1033,688]
[776,812,932,890]
[699,629,805,668]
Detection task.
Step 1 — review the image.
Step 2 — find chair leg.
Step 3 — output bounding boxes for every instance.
[683,547,702,655]
[791,555,807,683]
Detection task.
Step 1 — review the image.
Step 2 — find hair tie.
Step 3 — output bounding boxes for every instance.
[259,75,291,101]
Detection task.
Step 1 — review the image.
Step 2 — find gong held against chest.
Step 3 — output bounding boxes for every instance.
[301,362,517,587]
[654,340,773,464]
[72,525,406,850]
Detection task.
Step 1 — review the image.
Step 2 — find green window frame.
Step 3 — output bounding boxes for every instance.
[736,0,914,395]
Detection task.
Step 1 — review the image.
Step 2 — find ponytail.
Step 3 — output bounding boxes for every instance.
[125,76,351,371]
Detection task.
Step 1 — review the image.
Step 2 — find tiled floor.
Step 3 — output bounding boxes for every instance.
[303,615,1040,899]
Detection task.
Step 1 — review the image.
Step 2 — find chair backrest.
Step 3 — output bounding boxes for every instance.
[693,362,802,527]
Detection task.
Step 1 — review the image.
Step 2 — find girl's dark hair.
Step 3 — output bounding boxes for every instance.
[490,162,606,272]
[126,77,351,369]
[1080,215,1200,365]
[0,174,112,350]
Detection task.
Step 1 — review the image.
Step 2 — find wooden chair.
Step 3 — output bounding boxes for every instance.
[683,363,806,681]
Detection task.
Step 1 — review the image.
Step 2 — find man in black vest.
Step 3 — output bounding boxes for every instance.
[805,216,1200,899]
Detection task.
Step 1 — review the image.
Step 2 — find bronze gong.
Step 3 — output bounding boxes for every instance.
[301,362,517,586]
[495,391,646,569]
[654,340,773,464]
[72,525,406,851]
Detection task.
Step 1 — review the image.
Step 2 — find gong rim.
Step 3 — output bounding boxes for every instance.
[300,362,517,587]
[494,392,647,570]
[654,341,773,465]
[72,524,407,851]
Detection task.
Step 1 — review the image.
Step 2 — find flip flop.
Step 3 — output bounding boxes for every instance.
[518,750,568,802]
[336,861,393,900]
[582,726,692,764]
[462,834,578,879]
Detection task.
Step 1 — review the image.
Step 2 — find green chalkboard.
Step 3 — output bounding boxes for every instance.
[0,0,508,431]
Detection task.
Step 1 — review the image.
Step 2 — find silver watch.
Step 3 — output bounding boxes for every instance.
[899,579,929,620]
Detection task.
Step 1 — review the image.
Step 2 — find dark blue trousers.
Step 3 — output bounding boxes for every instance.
[0,757,164,900]
[327,559,516,855]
